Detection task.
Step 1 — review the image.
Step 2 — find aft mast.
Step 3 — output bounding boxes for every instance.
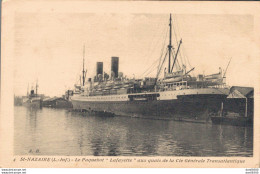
[35,80,38,97]
[82,44,86,86]
[168,14,172,73]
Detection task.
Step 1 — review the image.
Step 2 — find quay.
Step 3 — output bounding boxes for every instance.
[210,86,254,127]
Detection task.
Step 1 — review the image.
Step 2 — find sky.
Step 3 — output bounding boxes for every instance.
[13,13,257,97]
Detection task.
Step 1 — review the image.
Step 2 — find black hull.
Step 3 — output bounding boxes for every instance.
[72,94,227,120]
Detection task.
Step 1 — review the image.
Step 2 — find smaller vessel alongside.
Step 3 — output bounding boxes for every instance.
[210,100,253,127]
[42,97,73,108]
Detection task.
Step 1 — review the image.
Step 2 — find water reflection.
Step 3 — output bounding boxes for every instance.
[14,106,253,156]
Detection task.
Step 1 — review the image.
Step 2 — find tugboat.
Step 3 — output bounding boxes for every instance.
[71,14,230,120]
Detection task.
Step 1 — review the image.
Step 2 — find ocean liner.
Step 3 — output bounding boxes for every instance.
[71,14,230,120]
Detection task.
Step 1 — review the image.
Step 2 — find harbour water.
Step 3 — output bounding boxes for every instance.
[14,106,253,156]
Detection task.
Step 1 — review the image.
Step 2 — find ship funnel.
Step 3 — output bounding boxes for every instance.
[96,62,103,76]
[111,57,119,79]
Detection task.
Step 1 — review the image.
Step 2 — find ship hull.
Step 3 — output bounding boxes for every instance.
[22,99,42,109]
[71,88,229,120]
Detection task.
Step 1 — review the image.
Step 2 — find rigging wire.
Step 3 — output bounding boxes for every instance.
[156,51,168,79]
[172,15,186,70]
[181,45,194,76]
[173,14,183,64]
[157,27,169,74]
[140,20,169,78]
[144,48,168,77]
[172,16,179,48]
[174,14,194,76]
[142,18,169,67]
[156,48,168,76]
[144,64,158,77]
[141,58,161,77]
